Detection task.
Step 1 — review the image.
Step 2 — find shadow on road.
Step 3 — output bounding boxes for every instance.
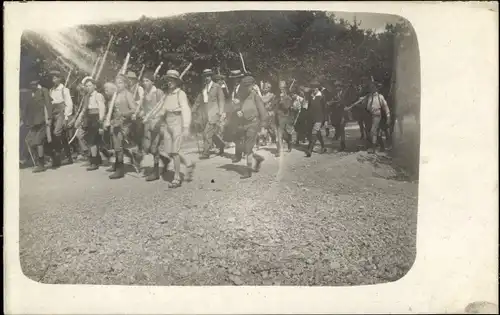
[218,164,249,176]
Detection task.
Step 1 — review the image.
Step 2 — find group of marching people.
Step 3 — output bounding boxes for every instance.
[21,63,392,187]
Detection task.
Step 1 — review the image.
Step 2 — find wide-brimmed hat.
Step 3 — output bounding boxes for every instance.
[213,74,225,81]
[240,75,256,86]
[309,80,321,88]
[202,69,214,77]
[165,69,182,82]
[126,71,138,79]
[142,70,155,82]
[81,76,93,85]
[229,70,244,79]
[49,70,63,79]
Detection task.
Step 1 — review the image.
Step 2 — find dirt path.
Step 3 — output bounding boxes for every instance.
[19,120,419,286]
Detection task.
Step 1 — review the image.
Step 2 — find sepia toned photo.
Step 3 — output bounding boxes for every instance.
[19,10,421,286]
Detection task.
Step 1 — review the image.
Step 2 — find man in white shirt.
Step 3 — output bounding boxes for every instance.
[77,78,106,170]
[49,70,74,166]
[345,81,391,153]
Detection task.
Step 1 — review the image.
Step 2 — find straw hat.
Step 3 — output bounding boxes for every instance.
[126,71,138,80]
[165,69,182,82]
[49,70,63,79]
[229,70,244,79]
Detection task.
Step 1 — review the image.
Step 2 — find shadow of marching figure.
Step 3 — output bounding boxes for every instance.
[217,164,250,176]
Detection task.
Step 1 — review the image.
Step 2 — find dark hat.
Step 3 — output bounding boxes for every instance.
[142,70,155,82]
[165,69,182,82]
[240,75,256,86]
[213,74,225,81]
[229,70,244,79]
[309,80,321,88]
[84,78,97,85]
[202,69,214,77]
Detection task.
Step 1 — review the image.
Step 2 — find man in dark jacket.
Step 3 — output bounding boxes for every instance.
[232,75,268,179]
[23,79,53,173]
[274,80,294,156]
[306,80,328,157]
[192,69,226,159]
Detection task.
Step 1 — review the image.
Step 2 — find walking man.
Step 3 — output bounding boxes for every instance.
[257,81,277,147]
[192,69,226,159]
[104,74,137,179]
[224,70,246,163]
[153,69,196,188]
[49,70,74,166]
[305,80,328,157]
[132,70,168,181]
[23,79,53,173]
[274,80,294,156]
[232,75,268,179]
[75,78,106,171]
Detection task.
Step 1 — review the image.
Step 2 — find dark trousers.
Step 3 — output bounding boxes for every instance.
[202,122,222,155]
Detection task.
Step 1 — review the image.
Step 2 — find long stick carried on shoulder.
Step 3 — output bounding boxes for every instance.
[143,62,192,123]
[104,53,131,128]
[95,35,114,81]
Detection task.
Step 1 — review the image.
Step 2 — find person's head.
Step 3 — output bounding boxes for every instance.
[229,70,244,84]
[50,71,63,86]
[103,82,117,97]
[142,71,155,90]
[369,81,379,93]
[202,69,214,85]
[126,71,138,86]
[262,82,272,94]
[240,75,256,94]
[29,79,40,91]
[165,70,182,91]
[85,78,96,93]
[279,81,287,95]
[213,74,226,86]
[310,80,321,93]
[115,74,129,91]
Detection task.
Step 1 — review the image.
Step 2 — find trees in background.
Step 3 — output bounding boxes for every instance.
[20,11,419,110]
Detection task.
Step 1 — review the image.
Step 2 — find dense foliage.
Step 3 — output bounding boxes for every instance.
[20,11,419,109]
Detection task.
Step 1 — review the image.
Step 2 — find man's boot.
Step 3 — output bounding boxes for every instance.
[106,161,117,172]
[86,155,99,171]
[146,158,160,182]
[109,153,125,179]
[33,157,46,173]
[159,155,171,175]
[253,154,264,173]
[306,135,316,157]
[51,153,62,168]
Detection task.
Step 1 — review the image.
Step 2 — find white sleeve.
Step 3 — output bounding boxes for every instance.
[63,87,74,117]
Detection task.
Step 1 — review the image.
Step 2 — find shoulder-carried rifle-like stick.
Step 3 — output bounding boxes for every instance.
[104,53,131,127]
[95,35,114,81]
[289,79,296,92]
[64,68,73,87]
[143,62,192,123]
[91,56,102,78]
[43,104,52,143]
[133,64,145,99]
[154,62,164,79]
[239,52,247,73]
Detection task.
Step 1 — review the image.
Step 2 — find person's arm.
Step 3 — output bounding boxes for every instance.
[125,91,137,116]
[179,90,192,129]
[63,87,74,119]
[96,93,106,122]
[254,92,269,123]
[217,85,225,116]
[137,86,145,107]
[379,94,391,120]
[42,88,53,117]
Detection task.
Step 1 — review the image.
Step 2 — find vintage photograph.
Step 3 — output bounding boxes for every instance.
[19,10,420,286]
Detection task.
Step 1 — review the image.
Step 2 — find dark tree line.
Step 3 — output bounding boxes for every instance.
[20,11,420,112]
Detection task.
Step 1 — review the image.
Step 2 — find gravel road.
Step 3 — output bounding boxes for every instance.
[19,120,419,286]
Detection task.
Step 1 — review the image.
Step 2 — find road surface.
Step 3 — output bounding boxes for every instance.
[19,120,419,286]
